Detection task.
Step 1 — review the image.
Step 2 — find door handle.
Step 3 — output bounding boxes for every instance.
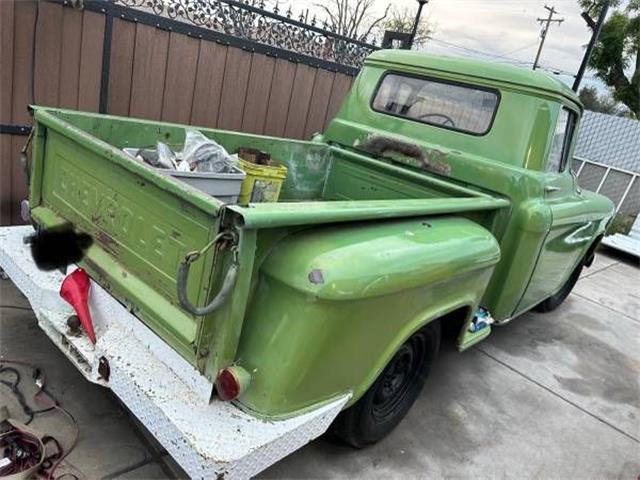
[544,185,561,193]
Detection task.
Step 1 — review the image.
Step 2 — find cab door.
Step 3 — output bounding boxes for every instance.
[516,106,596,314]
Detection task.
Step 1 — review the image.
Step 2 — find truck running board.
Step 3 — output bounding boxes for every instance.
[0,226,350,479]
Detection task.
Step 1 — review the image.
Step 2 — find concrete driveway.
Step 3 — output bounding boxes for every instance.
[1,248,638,479]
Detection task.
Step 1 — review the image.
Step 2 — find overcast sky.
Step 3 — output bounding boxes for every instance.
[295,0,619,93]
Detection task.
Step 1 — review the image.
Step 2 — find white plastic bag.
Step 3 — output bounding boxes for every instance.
[180,129,235,173]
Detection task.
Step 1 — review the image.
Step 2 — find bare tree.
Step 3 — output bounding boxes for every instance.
[314,0,391,42]
[381,6,433,48]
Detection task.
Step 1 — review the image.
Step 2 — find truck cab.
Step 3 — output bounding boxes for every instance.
[321,50,613,320]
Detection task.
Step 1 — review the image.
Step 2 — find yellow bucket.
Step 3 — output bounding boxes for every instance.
[238,159,287,203]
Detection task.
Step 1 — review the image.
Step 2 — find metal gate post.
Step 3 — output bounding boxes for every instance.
[98,3,114,114]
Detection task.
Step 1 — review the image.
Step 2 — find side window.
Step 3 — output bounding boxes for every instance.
[547,107,577,173]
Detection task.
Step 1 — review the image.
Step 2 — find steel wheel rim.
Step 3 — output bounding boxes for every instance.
[371,334,426,420]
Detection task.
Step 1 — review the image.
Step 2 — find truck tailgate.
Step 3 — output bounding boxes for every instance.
[28,108,222,365]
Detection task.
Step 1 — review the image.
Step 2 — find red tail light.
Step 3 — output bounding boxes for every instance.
[215,366,250,401]
[60,268,96,344]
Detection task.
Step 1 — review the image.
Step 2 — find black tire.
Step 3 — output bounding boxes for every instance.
[331,321,440,448]
[534,261,583,313]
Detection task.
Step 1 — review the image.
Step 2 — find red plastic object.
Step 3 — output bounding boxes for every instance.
[60,268,96,344]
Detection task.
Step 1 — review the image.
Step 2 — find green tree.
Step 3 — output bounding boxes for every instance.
[578,86,622,113]
[578,0,639,117]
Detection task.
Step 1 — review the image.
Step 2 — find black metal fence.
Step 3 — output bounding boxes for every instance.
[113,0,379,68]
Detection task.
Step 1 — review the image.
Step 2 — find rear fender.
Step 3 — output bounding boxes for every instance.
[234,216,500,418]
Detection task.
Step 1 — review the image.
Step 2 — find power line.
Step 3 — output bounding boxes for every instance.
[425,36,533,65]
[422,35,605,83]
[502,41,539,57]
[541,65,576,76]
[533,5,564,70]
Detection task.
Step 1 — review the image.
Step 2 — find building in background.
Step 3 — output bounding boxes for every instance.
[576,111,640,173]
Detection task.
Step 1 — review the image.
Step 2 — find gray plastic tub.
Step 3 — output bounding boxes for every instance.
[156,168,245,204]
[123,148,245,204]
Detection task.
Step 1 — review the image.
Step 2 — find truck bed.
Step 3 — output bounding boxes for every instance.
[26,107,509,380]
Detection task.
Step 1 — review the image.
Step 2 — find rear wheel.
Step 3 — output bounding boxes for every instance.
[534,261,583,313]
[331,322,440,448]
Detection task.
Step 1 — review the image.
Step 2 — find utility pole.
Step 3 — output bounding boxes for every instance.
[532,5,564,70]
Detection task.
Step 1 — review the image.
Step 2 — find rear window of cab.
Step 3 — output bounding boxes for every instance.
[371,72,500,135]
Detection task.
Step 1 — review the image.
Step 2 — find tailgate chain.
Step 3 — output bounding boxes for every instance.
[176,231,239,316]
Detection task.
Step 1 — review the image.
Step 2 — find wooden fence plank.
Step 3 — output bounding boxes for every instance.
[162,33,200,124]
[0,1,14,225]
[0,134,13,225]
[0,0,15,124]
[77,10,104,111]
[34,1,63,107]
[58,7,83,109]
[284,64,316,139]
[304,69,335,138]
[190,41,227,128]
[10,136,28,224]
[217,47,252,131]
[7,0,35,225]
[10,0,36,124]
[107,18,136,116]
[263,59,296,137]
[241,53,275,134]
[325,73,353,129]
[129,23,170,120]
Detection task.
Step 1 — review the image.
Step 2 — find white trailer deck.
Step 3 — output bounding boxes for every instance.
[0,226,349,479]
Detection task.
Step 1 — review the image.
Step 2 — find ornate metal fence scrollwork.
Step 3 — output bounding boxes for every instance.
[110,0,379,68]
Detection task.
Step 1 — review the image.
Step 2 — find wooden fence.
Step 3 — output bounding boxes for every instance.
[0,0,359,225]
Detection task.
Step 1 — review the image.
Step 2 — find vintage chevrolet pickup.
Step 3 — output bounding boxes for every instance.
[0,50,614,478]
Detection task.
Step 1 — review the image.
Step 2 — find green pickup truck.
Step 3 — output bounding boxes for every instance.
[1,50,614,477]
